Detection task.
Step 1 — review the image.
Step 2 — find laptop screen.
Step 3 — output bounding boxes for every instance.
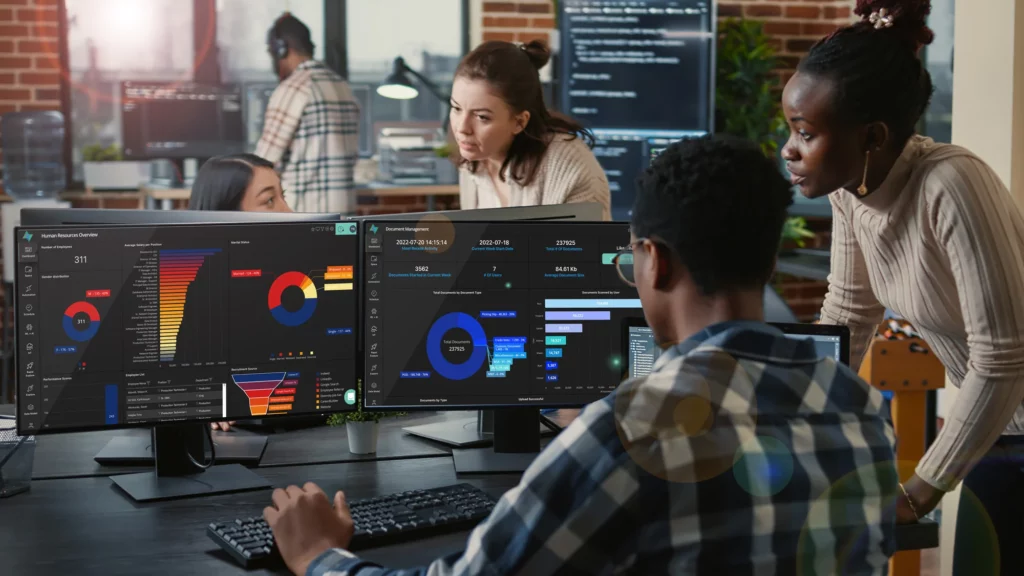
[625,323,848,380]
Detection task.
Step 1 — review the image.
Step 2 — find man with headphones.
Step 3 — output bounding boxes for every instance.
[255,13,359,213]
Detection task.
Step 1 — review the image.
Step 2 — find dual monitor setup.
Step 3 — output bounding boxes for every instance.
[13,203,849,503]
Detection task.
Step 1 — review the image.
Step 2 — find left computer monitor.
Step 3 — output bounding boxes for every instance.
[14,221,360,501]
[20,208,343,226]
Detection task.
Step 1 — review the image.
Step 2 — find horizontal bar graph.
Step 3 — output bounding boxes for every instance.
[545,323,584,333]
[488,337,527,378]
[324,283,353,291]
[545,311,611,321]
[159,248,222,362]
[268,374,300,413]
[544,299,642,309]
[542,298,637,385]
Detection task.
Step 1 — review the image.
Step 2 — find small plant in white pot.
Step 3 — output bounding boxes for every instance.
[81,144,149,191]
[327,387,405,454]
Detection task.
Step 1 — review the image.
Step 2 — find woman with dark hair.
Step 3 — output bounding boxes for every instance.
[190,153,292,432]
[188,153,292,213]
[781,1,1024,572]
[450,40,610,220]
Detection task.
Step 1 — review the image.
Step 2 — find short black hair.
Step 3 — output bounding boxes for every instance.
[188,153,274,211]
[631,135,793,295]
[798,0,935,146]
[269,13,315,56]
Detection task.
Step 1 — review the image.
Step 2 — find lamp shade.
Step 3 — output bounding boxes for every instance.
[377,57,420,100]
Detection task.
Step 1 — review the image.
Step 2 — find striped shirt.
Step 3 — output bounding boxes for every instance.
[256,60,359,213]
[820,135,1024,491]
[308,321,898,575]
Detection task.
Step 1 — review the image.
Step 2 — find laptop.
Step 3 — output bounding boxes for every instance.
[622,318,851,380]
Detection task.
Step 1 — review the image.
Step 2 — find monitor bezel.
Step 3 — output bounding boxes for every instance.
[360,218,637,412]
[619,317,852,379]
[14,220,361,436]
[19,208,343,227]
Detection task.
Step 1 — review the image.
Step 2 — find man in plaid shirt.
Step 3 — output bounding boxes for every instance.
[256,14,359,213]
[264,136,899,575]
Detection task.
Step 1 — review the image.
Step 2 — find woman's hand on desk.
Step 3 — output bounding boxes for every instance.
[210,421,236,431]
[265,482,354,575]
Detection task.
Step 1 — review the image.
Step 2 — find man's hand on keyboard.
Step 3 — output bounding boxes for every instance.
[264,482,354,575]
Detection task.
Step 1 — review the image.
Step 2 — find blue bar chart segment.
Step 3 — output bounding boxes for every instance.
[542,298,642,384]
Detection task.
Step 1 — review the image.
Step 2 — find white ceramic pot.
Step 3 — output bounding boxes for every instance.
[82,161,149,191]
[346,421,379,454]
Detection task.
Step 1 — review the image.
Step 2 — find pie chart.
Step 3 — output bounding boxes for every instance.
[268,271,317,327]
[63,301,100,342]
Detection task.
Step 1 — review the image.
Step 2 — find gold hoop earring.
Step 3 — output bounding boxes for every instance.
[857,150,871,196]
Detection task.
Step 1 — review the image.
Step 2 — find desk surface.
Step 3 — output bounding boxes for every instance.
[25,411,462,479]
[0,457,519,576]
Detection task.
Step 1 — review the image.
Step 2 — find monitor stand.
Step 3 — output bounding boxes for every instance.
[109,424,271,502]
[451,408,541,474]
[95,431,267,466]
[403,410,554,448]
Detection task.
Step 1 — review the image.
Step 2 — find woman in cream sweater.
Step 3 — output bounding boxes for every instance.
[449,40,610,220]
[781,2,1024,573]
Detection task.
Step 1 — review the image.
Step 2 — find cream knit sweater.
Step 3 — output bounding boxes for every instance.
[458,134,611,221]
[820,135,1024,491]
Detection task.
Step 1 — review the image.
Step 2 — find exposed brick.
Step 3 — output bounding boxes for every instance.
[530,17,555,28]
[517,2,551,14]
[28,22,57,37]
[764,21,802,35]
[17,39,56,55]
[0,0,29,6]
[483,16,529,28]
[34,87,57,101]
[33,55,60,70]
[777,55,800,69]
[0,8,12,20]
[745,5,782,18]
[718,3,742,18]
[17,103,58,112]
[517,31,550,45]
[0,24,28,36]
[482,2,516,12]
[785,6,821,19]
[803,22,840,35]
[17,6,57,22]
[0,73,15,85]
[824,6,852,19]
[18,71,57,85]
[0,56,31,69]
[0,88,31,100]
[0,40,13,54]
[482,31,517,42]
[766,38,784,52]
[31,0,57,5]
[0,104,17,115]
[786,38,818,53]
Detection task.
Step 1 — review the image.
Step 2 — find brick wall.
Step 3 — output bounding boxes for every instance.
[0,0,63,186]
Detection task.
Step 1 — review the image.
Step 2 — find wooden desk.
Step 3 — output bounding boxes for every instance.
[356,183,459,211]
[0,457,519,576]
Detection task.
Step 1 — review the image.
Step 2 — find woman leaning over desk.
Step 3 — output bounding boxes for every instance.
[779,1,1024,573]
[450,40,611,220]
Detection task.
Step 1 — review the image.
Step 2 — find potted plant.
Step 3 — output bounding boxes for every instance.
[434,143,458,185]
[81,144,149,191]
[716,18,815,250]
[326,384,406,454]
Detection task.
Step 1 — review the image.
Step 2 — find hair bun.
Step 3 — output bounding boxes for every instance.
[520,40,551,70]
[855,0,935,47]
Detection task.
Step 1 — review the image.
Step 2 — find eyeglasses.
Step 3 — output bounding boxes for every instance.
[612,237,673,287]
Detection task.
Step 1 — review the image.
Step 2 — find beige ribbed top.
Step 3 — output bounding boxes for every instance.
[820,135,1024,491]
[458,134,611,221]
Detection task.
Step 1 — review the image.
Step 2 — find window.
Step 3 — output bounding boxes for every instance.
[65,0,193,179]
[346,0,465,155]
[922,0,954,143]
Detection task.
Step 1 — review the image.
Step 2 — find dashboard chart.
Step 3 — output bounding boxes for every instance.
[16,223,358,434]
[364,221,643,409]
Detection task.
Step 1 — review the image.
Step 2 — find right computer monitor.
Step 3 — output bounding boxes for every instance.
[624,319,851,380]
[363,220,642,410]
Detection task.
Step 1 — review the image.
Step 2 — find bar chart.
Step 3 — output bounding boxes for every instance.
[158,248,223,362]
[542,298,642,386]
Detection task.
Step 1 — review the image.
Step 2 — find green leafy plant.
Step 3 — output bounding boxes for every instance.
[434,143,451,159]
[717,18,815,250]
[327,382,405,425]
[82,143,124,162]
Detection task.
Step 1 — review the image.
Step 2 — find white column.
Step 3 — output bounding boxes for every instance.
[942,2,1024,574]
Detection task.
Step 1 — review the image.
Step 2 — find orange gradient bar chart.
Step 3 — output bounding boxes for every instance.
[268,374,300,414]
[159,248,222,362]
[232,372,287,416]
[324,265,353,280]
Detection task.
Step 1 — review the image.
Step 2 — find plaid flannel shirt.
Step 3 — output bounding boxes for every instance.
[309,321,898,575]
[255,60,359,213]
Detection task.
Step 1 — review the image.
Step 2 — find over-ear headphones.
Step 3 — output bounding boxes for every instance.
[269,14,289,60]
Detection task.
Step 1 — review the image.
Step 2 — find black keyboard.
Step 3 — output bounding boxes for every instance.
[207,483,498,569]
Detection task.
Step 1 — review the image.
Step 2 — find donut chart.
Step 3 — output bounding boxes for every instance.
[426,312,488,380]
[62,301,100,342]
[268,271,317,327]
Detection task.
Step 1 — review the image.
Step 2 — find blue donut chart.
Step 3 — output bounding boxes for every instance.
[63,301,100,342]
[426,312,488,380]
